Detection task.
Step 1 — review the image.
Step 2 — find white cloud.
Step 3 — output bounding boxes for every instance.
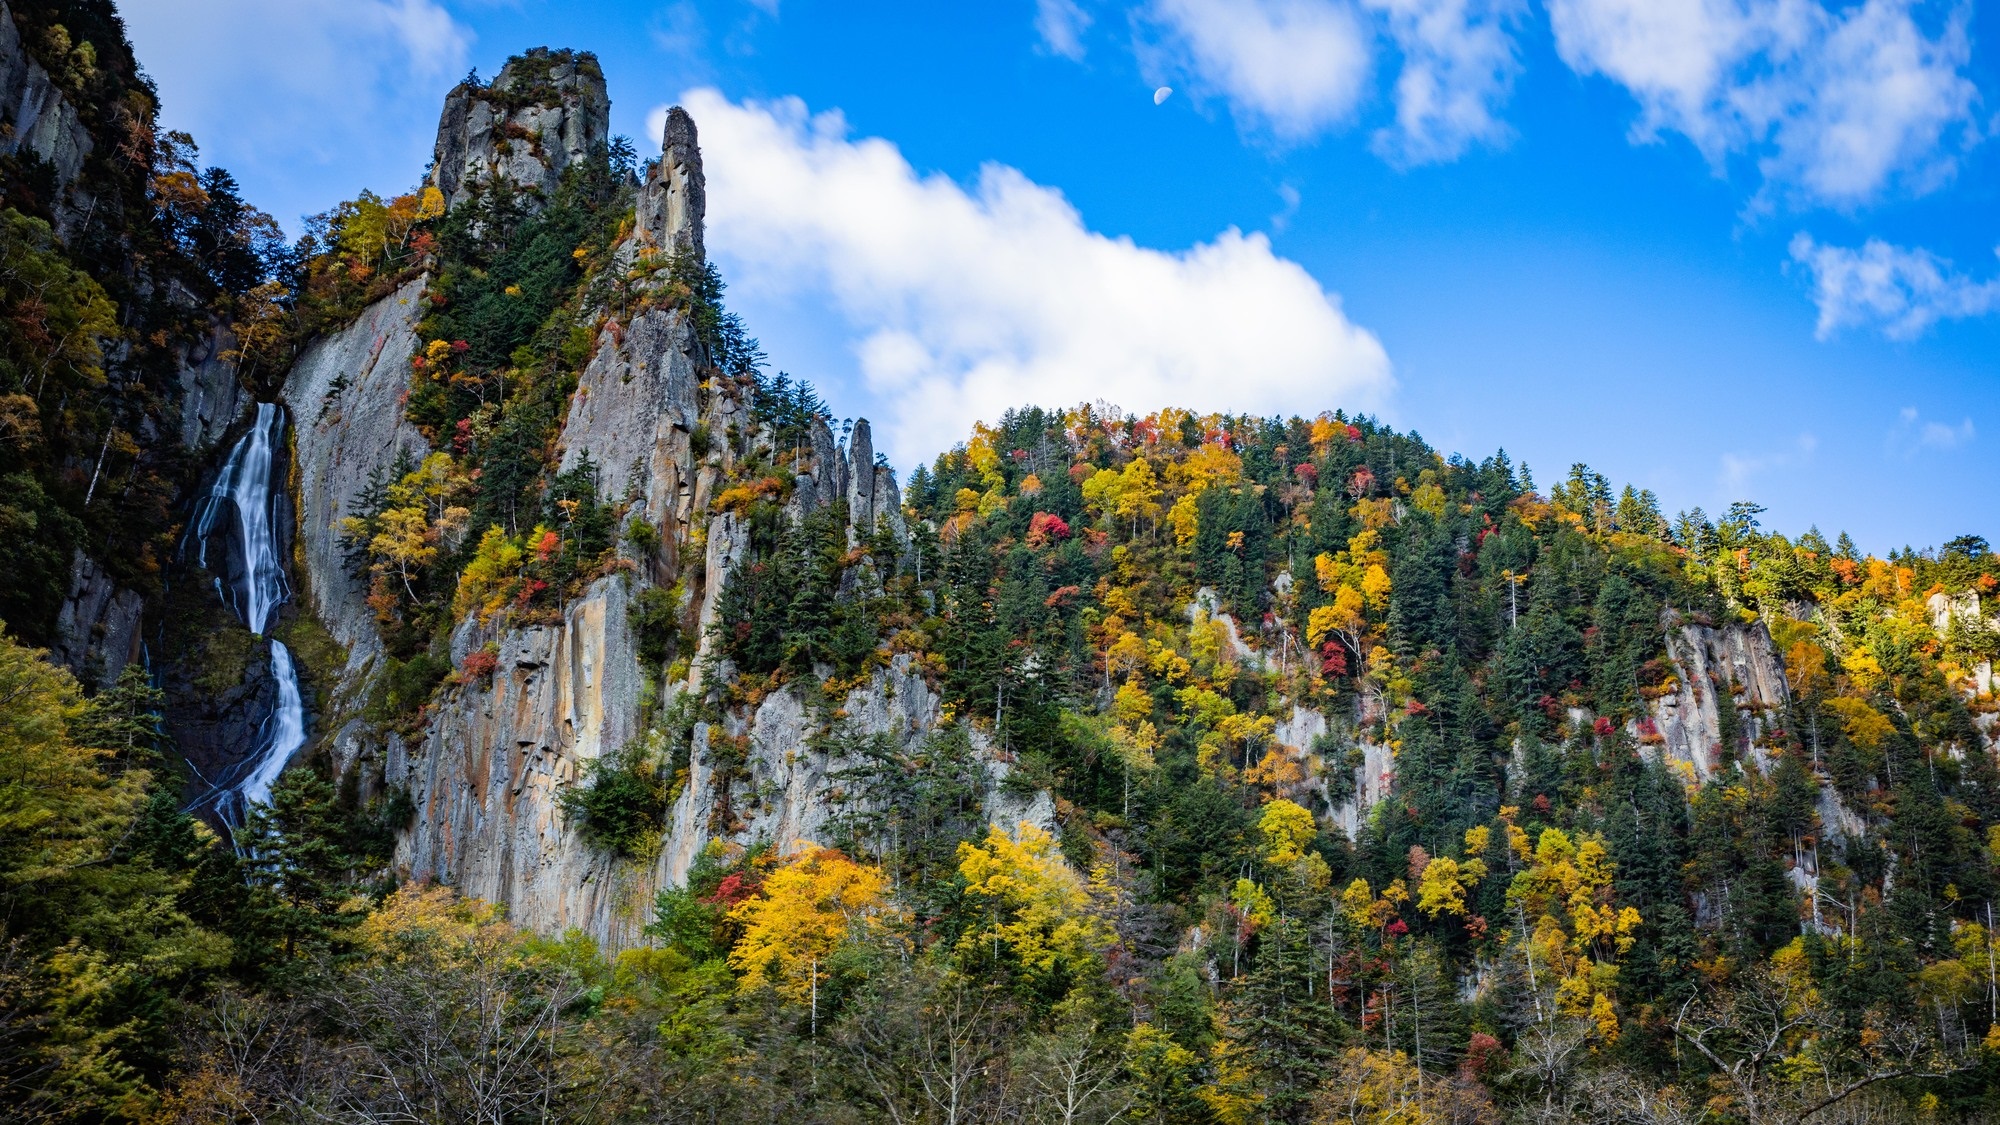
[1789,233,2000,339]
[1890,407,1976,453]
[675,89,1394,458]
[1140,0,1375,140]
[1270,182,1302,231]
[1364,0,1522,165]
[1132,0,1521,160]
[122,0,471,229]
[1720,432,1816,490]
[1545,0,1980,207]
[653,2,708,55]
[1036,0,1094,60]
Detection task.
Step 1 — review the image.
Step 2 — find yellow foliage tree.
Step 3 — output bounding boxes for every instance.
[454,526,525,623]
[1340,877,1409,933]
[1410,481,1448,519]
[1415,854,1487,918]
[1311,1045,1494,1123]
[1257,799,1317,864]
[956,823,1111,990]
[1112,678,1153,726]
[1168,493,1200,546]
[1504,825,1640,1032]
[1116,457,1163,534]
[1081,466,1123,519]
[1108,631,1148,682]
[728,845,891,1001]
[1176,443,1243,493]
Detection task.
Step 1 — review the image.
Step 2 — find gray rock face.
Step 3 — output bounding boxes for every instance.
[1644,612,1791,780]
[1273,611,1799,843]
[689,509,746,692]
[0,3,93,229]
[281,277,432,679]
[396,574,649,946]
[176,319,243,453]
[1268,703,1392,840]
[1928,591,1996,729]
[557,308,701,535]
[398,586,1045,952]
[846,419,876,531]
[873,465,906,540]
[430,49,609,212]
[635,107,705,260]
[800,417,841,511]
[51,550,142,687]
[659,653,1057,897]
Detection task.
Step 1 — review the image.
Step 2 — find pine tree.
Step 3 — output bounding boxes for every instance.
[237,770,366,960]
[1227,915,1343,1123]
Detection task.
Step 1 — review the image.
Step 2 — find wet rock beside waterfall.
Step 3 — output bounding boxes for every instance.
[51,550,142,689]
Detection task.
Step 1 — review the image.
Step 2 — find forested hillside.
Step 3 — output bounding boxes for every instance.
[2,7,1999,1123]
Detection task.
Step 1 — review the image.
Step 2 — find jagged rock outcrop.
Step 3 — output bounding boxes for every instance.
[1269,702,1392,840]
[0,2,93,229]
[429,48,609,212]
[1929,591,1997,708]
[51,550,141,686]
[660,654,1056,888]
[1299,610,1802,840]
[1643,611,1790,780]
[176,320,243,452]
[554,303,712,546]
[635,106,704,259]
[273,83,1030,951]
[282,276,431,679]
[556,104,711,544]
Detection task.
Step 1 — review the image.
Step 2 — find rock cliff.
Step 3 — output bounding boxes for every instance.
[1643,610,1791,780]
[175,319,244,453]
[279,69,1042,950]
[283,276,432,682]
[0,1,93,232]
[1277,609,1809,843]
[50,550,142,687]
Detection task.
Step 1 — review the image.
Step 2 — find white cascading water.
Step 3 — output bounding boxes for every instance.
[219,640,304,827]
[191,402,305,828]
[192,401,289,636]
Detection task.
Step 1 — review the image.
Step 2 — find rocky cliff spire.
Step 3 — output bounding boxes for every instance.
[636,106,705,259]
[429,47,610,212]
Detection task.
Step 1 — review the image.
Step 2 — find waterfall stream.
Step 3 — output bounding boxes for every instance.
[191,401,289,635]
[189,402,305,828]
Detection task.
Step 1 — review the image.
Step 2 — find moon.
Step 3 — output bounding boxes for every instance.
[1153,86,1173,105]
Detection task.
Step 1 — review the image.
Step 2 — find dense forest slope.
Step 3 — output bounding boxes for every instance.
[2,8,2000,1123]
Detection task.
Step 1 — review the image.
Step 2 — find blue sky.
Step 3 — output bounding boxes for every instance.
[122,0,1998,553]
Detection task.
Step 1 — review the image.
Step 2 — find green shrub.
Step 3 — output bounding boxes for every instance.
[628,585,679,668]
[625,516,660,559]
[559,737,668,858]
[366,653,451,730]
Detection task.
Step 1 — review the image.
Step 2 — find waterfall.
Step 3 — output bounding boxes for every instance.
[217,641,305,828]
[191,401,289,636]
[189,402,304,829]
